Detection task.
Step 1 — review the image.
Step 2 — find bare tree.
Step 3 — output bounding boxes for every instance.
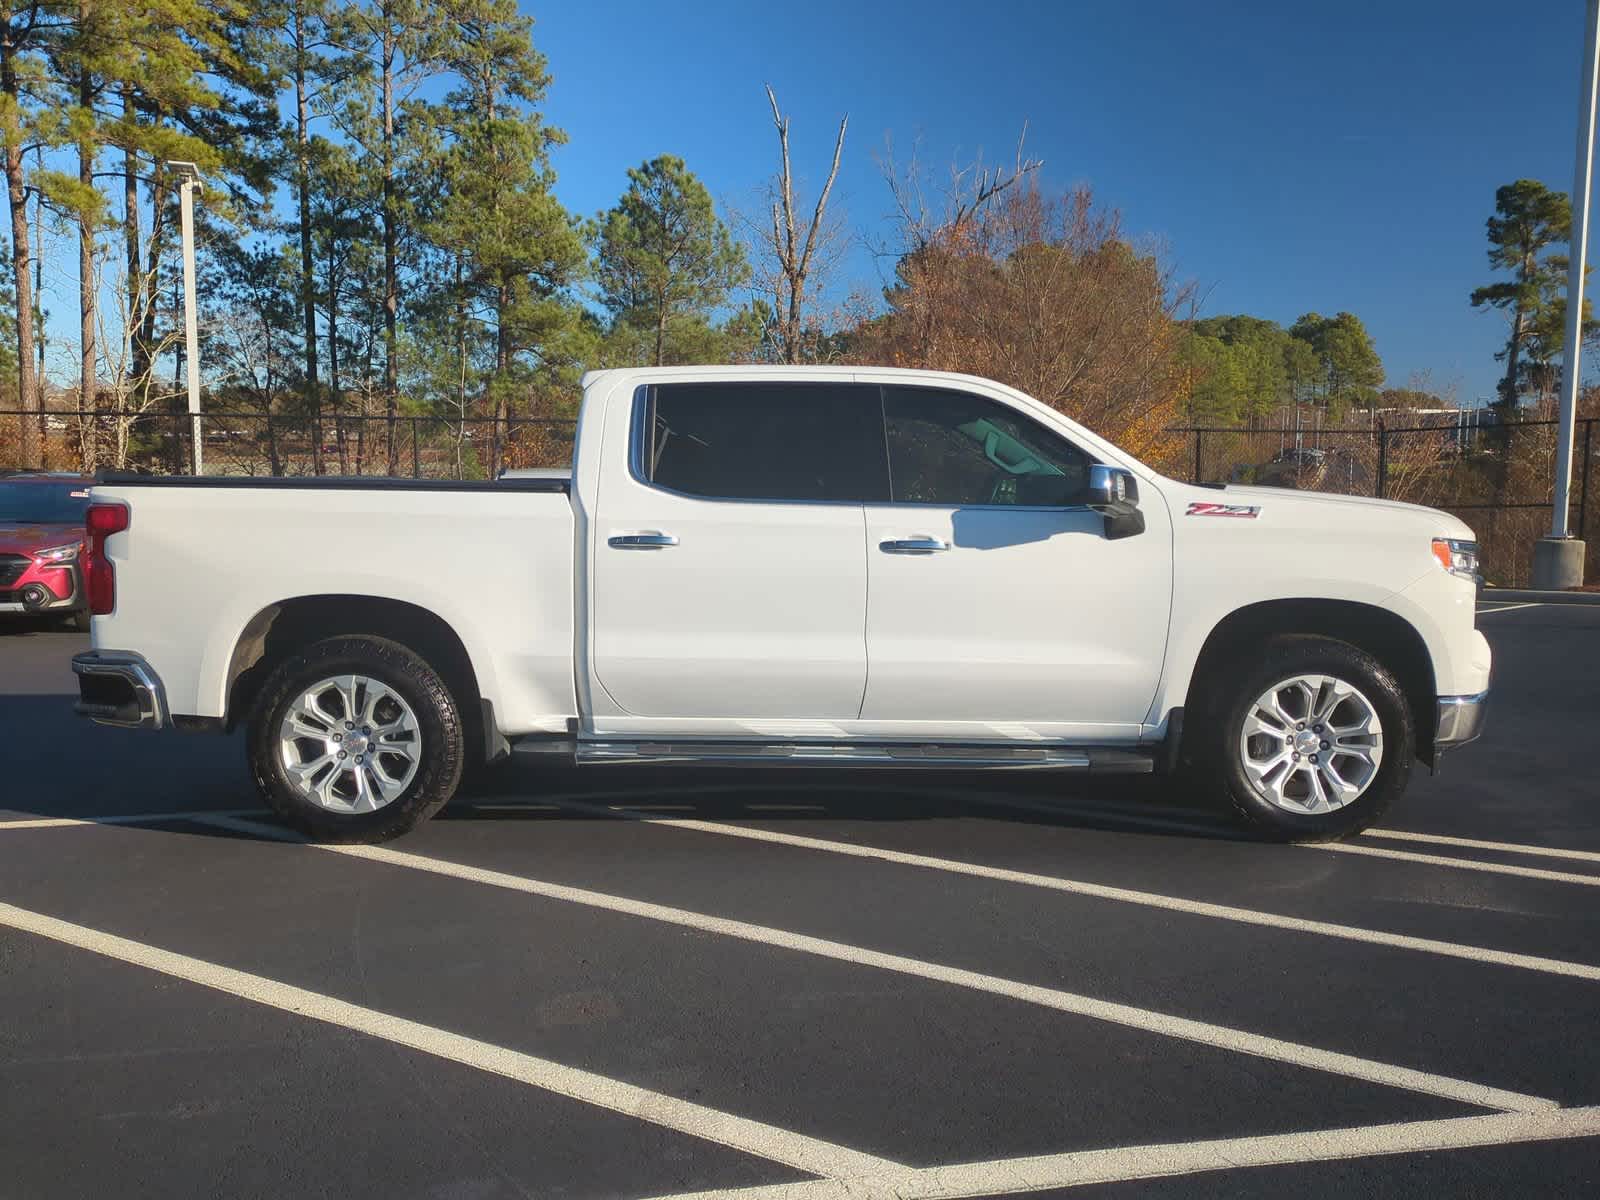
[878,127,1043,251]
[97,254,183,470]
[752,84,847,364]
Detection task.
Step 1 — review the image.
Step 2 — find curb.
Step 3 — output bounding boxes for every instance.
[1480,588,1600,606]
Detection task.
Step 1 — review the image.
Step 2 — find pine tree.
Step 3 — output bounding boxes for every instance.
[1470,180,1571,410]
[427,0,585,473]
[595,154,748,366]
[1,1,72,466]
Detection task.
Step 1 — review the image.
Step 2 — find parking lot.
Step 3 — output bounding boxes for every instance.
[2,600,1597,1198]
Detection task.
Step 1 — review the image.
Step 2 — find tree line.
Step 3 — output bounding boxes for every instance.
[0,0,831,474]
[0,1,1589,478]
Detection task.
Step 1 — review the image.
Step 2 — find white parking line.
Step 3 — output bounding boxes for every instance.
[0,808,264,831]
[1313,841,1600,886]
[644,1105,1600,1200]
[198,814,1556,1114]
[0,900,896,1180]
[1362,828,1600,865]
[1476,603,1544,614]
[537,800,1600,984]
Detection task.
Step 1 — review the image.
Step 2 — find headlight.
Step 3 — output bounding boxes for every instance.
[1431,537,1479,580]
[33,542,80,564]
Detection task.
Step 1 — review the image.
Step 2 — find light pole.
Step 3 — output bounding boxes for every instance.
[1533,0,1600,589]
[169,161,204,476]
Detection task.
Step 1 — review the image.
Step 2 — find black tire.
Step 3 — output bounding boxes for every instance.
[247,635,465,843]
[68,609,90,633]
[1195,635,1414,842]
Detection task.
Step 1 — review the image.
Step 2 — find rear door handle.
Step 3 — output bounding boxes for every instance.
[608,532,679,550]
[879,536,950,554]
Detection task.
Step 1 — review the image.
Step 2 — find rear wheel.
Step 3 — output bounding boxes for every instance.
[247,635,464,843]
[1199,635,1413,842]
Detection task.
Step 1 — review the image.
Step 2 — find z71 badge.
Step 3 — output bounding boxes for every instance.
[1186,501,1261,518]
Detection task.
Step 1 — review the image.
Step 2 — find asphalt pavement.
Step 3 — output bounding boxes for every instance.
[1,601,1597,1199]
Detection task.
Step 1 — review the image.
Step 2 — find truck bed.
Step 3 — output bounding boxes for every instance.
[88,471,579,735]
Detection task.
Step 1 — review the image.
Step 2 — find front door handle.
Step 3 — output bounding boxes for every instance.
[879,536,950,554]
[608,532,679,550]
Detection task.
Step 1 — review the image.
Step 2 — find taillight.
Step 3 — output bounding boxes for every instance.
[84,501,130,616]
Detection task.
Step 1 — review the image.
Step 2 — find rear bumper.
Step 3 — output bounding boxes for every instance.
[1435,689,1489,752]
[72,650,167,730]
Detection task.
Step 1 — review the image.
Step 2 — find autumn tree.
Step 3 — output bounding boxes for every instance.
[855,179,1190,464]
[595,154,749,366]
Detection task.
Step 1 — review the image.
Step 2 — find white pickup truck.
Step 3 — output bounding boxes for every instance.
[71,366,1489,843]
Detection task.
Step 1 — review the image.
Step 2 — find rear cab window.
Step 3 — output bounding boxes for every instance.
[639,382,888,503]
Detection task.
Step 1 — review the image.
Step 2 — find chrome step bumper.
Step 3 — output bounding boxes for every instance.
[71,650,167,730]
[1435,690,1489,752]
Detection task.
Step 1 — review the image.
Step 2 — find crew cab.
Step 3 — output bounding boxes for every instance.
[70,367,1490,843]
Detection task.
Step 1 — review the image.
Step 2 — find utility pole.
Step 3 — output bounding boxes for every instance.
[170,161,204,476]
[1533,0,1599,589]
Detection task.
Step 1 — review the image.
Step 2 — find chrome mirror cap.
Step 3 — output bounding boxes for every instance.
[1086,464,1138,508]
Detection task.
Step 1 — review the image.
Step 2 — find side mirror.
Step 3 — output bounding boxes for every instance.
[1082,464,1139,508]
[1082,464,1144,540]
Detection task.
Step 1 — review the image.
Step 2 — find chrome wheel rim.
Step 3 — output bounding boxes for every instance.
[1238,674,1384,814]
[278,674,421,814]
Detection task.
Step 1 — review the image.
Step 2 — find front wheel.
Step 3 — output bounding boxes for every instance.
[1201,636,1414,842]
[247,635,465,843]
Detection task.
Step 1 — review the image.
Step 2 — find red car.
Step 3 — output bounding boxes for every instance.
[0,473,93,630]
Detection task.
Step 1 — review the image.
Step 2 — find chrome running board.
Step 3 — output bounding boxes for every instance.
[552,740,1155,773]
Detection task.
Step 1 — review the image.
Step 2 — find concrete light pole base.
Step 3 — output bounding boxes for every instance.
[1530,537,1588,590]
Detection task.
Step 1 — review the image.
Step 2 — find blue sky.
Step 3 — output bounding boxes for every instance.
[530,0,1593,405]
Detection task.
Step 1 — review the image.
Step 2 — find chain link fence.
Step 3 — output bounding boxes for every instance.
[0,408,576,481]
[5,406,1595,586]
[1178,417,1598,587]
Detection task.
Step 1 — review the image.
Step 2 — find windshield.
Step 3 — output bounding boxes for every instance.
[0,482,91,525]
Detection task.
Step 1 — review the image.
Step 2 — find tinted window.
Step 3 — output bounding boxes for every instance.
[642,382,889,503]
[0,481,91,524]
[883,387,1092,506]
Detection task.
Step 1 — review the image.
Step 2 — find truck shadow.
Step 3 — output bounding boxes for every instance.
[441,759,1249,841]
[0,692,1248,843]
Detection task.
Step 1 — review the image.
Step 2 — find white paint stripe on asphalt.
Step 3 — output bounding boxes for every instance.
[643,1105,1600,1200]
[199,814,1556,1114]
[0,900,895,1180]
[1362,828,1600,865]
[0,808,264,831]
[541,800,1600,984]
[1475,602,1544,613]
[1313,841,1600,886]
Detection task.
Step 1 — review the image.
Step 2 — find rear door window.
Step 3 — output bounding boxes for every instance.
[642,382,889,503]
